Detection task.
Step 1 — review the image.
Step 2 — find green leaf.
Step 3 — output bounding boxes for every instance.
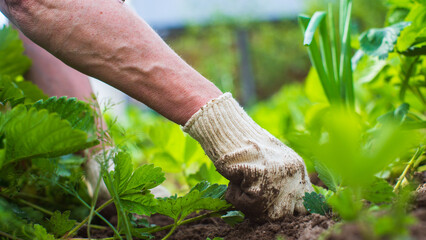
[302,192,331,216]
[0,76,47,105]
[359,22,411,59]
[104,152,166,215]
[0,105,98,162]
[32,96,95,133]
[156,183,230,221]
[33,224,55,240]
[44,210,76,237]
[303,11,327,46]
[0,26,32,77]
[377,103,410,125]
[189,181,227,199]
[397,4,426,52]
[121,192,158,216]
[121,164,165,195]
[314,160,341,192]
[362,178,395,204]
[221,211,244,226]
[327,188,362,220]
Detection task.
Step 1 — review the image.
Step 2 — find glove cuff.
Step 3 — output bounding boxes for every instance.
[183,92,271,162]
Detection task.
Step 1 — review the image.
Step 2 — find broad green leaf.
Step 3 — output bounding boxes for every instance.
[44,210,76,237]
[0,76,47,105]
[15,81,47,102]
[362,178,395,204]
[0,26,32,77]
[189,181,227,199]
[157,190,230,221]
[104,152,165,215]
[302,192,331,216]
[359,22,411,59]
[33,224,55,240]
[121,193,157,216]
[111,151,133,194]
[33,96,95,134]
[0,105,98,162]
[221,211,244,226]
[122,164,165,195]
[313,160,341,192]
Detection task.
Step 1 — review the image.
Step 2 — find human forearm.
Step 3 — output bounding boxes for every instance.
[1,0,221,125]
[18,30,94,100]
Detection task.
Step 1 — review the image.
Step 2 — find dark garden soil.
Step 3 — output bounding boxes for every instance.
[77,172,426,240]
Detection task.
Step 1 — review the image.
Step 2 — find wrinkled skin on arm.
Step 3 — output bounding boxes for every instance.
[0,0,222,125]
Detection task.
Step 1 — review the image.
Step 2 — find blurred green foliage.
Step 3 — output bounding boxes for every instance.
[167,20,309,100]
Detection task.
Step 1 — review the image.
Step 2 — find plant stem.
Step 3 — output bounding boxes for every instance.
[0,231,24,240]
[16,198,54,215]
[394,147,425,193]
[161,223,177,240]
[64,198,114,238]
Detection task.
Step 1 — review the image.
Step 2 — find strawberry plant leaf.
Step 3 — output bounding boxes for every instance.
[362,178,395,204]
[33,96,96,134]
[44,210,76,237]
[0,76,47,105]
[104,152,165,215]
[221,211,244,226]
[359,22,411,59]
[0,26,32,77]
[121,192,158,216]
[0,105,99,163]
[302,192,331,216]
[33,224,55,240]
[314,160,341,192]
[190,180,227,199]
[156,182,230,221]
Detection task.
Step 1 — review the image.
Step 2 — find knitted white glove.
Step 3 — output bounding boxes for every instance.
[183,93,313,220]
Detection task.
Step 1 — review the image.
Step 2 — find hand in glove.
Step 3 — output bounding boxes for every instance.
[183,93,313,221]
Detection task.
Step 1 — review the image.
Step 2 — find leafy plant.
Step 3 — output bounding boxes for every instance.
[299,0,355,108]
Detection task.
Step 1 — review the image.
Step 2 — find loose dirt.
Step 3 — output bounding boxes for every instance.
[151,212,334,240]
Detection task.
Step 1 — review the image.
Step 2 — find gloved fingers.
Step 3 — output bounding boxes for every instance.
[225,182,267,219]
[294,200,307,215]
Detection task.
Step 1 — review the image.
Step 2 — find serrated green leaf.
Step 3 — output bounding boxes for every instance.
[0,26,32,77]
[221,211,244,226]
[362,178,395,204]
[111,151,133,194]
[190,181,227,199]
[314,160,341,192]
[0,76,47,105]
[302,192,331,216]
[44,210,76,237]
[123,164,165,195]
[33,224,55,240]
[121,193,158,216]
[157,189,230,221]
[0,105,98,162]
[359,22,411,59]
[33,96,95,133]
